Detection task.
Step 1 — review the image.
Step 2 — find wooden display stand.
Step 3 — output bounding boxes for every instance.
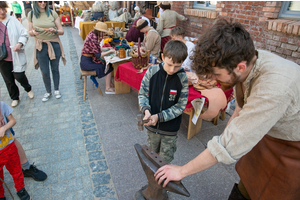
[183,109,203,140]
[112,59,132,94]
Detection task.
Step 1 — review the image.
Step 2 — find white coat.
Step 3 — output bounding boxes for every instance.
[1,14,28,72]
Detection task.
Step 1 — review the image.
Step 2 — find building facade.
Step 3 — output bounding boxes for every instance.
[171,1,300,65]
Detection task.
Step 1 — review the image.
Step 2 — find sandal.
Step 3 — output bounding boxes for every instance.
[105,87,115,94]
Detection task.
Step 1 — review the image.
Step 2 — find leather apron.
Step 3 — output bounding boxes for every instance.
[235,82,300,200]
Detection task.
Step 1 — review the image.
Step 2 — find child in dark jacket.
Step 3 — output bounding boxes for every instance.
[138,40,189,163]
[0,101,30,200]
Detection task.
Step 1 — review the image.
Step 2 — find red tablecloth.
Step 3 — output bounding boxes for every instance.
[115,61,233,110]
[115,62,146,91]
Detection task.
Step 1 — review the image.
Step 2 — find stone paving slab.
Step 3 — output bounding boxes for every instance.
[1,24,116,199]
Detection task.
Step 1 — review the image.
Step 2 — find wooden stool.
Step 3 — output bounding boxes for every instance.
[183,109,224,140]
[80,70,103,100]
[183,109,203,140]
[212,110,226,125]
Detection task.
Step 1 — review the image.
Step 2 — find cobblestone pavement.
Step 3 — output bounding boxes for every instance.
[1,25,117,199]
[1,22,238,199]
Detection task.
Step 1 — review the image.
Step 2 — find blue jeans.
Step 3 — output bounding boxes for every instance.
[36,42,61,93]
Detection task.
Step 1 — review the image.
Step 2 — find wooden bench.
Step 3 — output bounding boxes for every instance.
[80,70,103,100]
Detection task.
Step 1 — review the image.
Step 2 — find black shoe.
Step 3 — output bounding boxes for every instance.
[0,197,6,200]
[228,183,249,200]
[17,188,30,200]
[22,164,47,181]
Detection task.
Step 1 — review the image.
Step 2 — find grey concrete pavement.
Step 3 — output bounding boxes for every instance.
[71,27,239,199]
[1,19,238,200]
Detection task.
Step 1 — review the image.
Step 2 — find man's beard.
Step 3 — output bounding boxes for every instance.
[217,72,239,90]
[228,71,239,88]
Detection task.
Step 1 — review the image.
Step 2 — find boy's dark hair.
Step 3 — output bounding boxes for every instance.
[163,40,187,64]
[170,27,185,38]
[192,19,256,76]
[0,1,8,9]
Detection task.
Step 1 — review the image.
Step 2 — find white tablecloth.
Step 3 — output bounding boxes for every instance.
[104,54,132,73]
[74,16,84,34]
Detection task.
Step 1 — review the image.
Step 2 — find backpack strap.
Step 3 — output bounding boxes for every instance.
[2,20,9,43]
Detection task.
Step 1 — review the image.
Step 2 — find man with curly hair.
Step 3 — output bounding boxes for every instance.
[154,19,300,200]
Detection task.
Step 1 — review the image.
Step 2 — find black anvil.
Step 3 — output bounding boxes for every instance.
[134,144,190,200]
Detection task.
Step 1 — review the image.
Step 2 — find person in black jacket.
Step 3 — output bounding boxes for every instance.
[138,40,189,163]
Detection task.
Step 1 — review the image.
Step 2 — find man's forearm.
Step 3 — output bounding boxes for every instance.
[181,148,218,178]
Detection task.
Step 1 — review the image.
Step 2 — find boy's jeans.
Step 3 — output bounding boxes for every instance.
[147,130,178,163]
[0,142,24,198]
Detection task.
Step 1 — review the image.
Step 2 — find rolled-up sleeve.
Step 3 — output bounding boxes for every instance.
[207,83,293,164]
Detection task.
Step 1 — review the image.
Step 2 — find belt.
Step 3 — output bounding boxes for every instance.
[163,26,176,30]
[82,54,94,57]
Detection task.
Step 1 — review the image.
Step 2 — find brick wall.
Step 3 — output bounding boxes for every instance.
[171,1,300,64]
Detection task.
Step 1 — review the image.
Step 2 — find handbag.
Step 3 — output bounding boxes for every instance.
[0,20,9,61]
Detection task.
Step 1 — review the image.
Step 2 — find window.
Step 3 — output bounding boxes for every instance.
[279,1,300,19]
[193,1,217,9]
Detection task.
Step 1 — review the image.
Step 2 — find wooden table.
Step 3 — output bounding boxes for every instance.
[79,21,125,40]
[114,62,146,94]
[111,60,132,94]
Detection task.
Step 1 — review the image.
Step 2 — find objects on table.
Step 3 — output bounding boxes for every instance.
[130,38,149,69]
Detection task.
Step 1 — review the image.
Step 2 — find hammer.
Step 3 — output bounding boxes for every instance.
[137,114,150,131]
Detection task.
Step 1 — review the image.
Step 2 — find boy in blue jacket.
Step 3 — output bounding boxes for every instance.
[138,40,189,163]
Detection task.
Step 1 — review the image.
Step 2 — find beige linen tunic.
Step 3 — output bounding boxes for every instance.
[207,50,300,164]
[144,28,161,58]
[92,2,105,12]
[156,10,186,38]
[132,12,142,21]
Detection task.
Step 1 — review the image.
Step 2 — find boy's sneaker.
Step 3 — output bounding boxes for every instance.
[16,188,30,200]
[42,93,51,102]
[27,90,34,99]
[54,90,61,99]
[22,164,47,181]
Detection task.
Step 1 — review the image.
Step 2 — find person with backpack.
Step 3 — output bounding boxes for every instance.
[27,1,66,102]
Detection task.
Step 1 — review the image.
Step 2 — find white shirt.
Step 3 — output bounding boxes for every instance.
[141,16,151,27]
[182,41,195,71]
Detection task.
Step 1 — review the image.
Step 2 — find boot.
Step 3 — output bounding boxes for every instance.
[228,183,249,200]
